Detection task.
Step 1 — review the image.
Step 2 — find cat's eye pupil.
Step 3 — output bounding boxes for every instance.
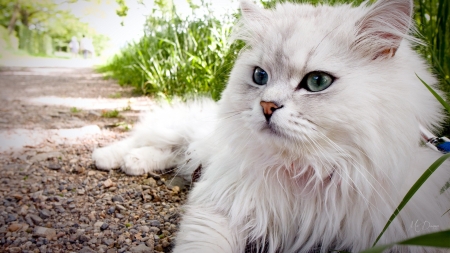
[302,71,334,92]
[253,67,268,85]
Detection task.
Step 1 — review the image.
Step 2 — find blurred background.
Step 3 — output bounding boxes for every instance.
[0,0,448,101]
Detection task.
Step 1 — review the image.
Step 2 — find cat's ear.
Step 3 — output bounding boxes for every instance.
[354,0,415,59]
[240,0,266,20]
[232,0,271,45]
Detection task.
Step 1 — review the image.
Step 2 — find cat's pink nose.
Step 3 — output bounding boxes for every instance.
[260,101,283,122]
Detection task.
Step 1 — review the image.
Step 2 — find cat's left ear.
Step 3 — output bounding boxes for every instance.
[354,0,414,59]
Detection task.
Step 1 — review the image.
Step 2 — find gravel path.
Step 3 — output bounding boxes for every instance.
[0,65,190,253]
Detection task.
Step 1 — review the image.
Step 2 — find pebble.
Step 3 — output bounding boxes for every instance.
[28,214,43,225]
[79,246,97,253]
[39,209,51,219]
[112,195,124,202]
[103,179,114,188]
[107,206,116,215]
[6,214,17,223]
[149,220,161,227]
[47,163,62,170]
[100,223,109,231]
[130,244,153,253]
[33,226,56,239]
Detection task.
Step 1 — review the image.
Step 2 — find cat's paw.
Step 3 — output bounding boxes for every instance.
[122,147,172,176]
[92,146,124,171]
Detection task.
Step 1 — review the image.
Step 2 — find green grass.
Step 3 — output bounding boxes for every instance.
[70,107,82,113]
[101,109,121,118]
[98,5,239,101]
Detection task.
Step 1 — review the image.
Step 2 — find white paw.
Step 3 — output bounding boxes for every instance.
[121,147,173,176]
[92,146,124,171]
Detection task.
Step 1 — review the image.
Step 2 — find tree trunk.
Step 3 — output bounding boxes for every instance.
[7,2,20,35]
[20,8,29,27]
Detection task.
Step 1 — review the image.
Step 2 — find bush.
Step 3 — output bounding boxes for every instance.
[99,6,239,101]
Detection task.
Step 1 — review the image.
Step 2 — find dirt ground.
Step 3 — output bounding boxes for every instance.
[0,64,188,253]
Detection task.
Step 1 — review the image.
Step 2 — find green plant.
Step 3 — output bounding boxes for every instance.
[70,107,81,113]
[101,109,121,118]
[98,3,239,101]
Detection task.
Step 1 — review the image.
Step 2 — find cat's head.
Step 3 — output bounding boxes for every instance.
[219,0,442,169]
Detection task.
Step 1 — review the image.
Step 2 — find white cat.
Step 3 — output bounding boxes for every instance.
[92,0,450,252]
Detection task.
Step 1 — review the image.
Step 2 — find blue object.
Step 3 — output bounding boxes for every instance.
[436,141,450,153]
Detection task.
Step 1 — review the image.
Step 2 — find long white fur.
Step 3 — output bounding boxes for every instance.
[93,0,450,252]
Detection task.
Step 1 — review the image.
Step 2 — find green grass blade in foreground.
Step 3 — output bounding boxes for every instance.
[372,152,450,246]
[362,229,450,253]
[417,74,450,113]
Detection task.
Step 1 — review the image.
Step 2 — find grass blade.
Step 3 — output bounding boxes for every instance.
[416,74,450,113]
[363,229,450,253]
[372,153,450,246]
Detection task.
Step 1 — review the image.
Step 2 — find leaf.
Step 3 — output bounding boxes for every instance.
[417,74,450,113]
[372,153,450,246]
[399,230,450,247]
[362,230,450,253]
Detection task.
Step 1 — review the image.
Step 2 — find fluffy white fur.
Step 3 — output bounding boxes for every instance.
[93,0,450,252]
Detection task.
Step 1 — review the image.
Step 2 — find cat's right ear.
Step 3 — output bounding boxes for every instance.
[240,0,265,20]
[233,0,271,45]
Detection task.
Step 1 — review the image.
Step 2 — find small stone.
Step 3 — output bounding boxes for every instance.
[165,176,189,191]
[103,179,113,188]
[145,236,154,250]
[107,206,116,215]
[149,227,160,233]
[172,186,180,194]
[79,234,90,242]
[88,170,96,176]
[28,214,43,225]
[107,249,117,253]
[88,212,96,221]
[148,220,160,227]
[33,226,56,239]
[115,204,126,211]
[8,223,22,232]
[130,244,153,253]
[78,189,85,195]
[143,178,157,188]
[6,214,17,223]
[112,195,124,202]
[47,163,61,170]
[115,213,124,219]
[8,247,21,253]
[94,221,104,231]
[154,245,163,252]
[69,158,78,164]
[79,246,97,253]
[39,209,51,219]
[139,226,150,233]
[103,238,114,246]
[11,193,23,200]
[100,223,109,231]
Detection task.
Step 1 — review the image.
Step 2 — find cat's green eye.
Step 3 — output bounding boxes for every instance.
[253,67,268,85]
[301,71,334,92]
